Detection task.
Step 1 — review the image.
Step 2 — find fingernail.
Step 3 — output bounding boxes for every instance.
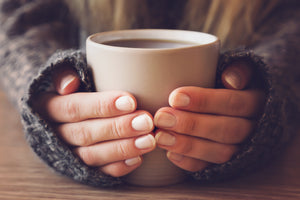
[131,114,153,131]
[155,112,176,128]
[125,156,142,166]
[60,74,76,91]
[224,70,241,89]
[135,134,156,149]
[167,152,184,162]
[169,92,190,107]
[155,132,176,146]
[115,96,135,111]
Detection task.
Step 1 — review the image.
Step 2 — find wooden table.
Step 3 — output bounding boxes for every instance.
[0,90,299,200]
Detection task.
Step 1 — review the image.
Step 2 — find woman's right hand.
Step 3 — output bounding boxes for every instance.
[34,67,156,177]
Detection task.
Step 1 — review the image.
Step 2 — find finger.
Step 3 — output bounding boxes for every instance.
[53,67,80,95]
[221,61,253,90]
[100,156,142,177]
[155,131,238,164]
[154,108,253,144]
[166,152,209,172]
[75,134,156,167]
[169,86,265,118]
[38,91,137,123]
[57,111,154,146]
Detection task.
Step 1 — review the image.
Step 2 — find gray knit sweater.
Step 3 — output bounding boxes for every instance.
[0,0,299,187]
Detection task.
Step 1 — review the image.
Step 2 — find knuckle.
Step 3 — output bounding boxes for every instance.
[215,145,236,164]
[227,93,246,115]
[177,139,194,155]
[74,126,93,146]
[77,148,96,166]
[116,142,131,160]
[94,100,106,117]
[196,94,208,111]
[107,169,124,178]
[188,161,208,172]
[229,123,244,142]
[219,118,239,143]
[103,165,124,177]
[230,119,251,143]
[111,119,125,139]
[220,118,252,144]
[102,163,133,177]
[64,99,80,121]
[189,166,204,173]
[94,99,113,117]
[181,117,198,134]
[218,118,229,142]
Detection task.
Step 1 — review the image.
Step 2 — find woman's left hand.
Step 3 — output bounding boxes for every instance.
[154,61,266,172]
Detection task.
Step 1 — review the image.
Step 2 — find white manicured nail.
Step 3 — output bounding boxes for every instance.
[115,96,135,111]
[125,156,142,166]
[131,114,153,131]
[135,134,156,150]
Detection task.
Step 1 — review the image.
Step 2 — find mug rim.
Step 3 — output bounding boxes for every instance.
[86,29,220,52]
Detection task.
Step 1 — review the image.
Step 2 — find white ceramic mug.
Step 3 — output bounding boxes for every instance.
[86,29,220,186]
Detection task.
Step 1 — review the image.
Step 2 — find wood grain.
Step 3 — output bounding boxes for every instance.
[0,90,299,200]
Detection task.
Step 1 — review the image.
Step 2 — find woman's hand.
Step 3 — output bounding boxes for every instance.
[34,67,156,177]
[154,61,265,172]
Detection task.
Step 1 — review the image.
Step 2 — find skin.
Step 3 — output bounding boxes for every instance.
[34,61,265,177]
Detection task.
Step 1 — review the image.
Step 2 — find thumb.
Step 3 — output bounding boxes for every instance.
[53,67,80,95]
[221,61,253,90]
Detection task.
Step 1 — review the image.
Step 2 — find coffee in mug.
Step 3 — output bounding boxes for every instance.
[102,39,198,49]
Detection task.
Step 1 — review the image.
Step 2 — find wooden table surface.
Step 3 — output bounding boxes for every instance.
[0,90,299,200]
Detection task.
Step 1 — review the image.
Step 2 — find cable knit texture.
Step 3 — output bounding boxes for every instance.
[0,0,299,187]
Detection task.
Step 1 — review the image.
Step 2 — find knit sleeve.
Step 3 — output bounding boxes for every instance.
[21,49,122,187]
[0,0,77,107]
[190,4,300,182]
[0,0,123,187]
